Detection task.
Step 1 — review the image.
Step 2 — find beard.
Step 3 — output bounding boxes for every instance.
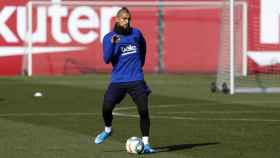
[113,23,132,35]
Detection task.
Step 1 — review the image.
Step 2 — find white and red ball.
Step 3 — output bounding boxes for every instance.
[125,137,144,154]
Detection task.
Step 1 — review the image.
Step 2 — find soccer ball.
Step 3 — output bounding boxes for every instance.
[125,137,144,154]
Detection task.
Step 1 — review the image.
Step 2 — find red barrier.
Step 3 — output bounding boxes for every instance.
[0,0,279,75]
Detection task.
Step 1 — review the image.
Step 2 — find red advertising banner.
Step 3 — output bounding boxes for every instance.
[0,0,279,75]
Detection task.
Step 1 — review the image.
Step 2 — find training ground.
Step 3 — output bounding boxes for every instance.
[0,74,279,158]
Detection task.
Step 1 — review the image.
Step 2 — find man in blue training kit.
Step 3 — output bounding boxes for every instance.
[94,7,155,153]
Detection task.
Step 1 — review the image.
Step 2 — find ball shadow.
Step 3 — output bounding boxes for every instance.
[154,142,220,153]
[103,142,220,154]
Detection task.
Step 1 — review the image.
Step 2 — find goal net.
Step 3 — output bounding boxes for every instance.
[215,1,280,94]
[23,1,242,77]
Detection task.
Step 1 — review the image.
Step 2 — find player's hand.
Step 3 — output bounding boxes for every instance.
[111,35,120,44]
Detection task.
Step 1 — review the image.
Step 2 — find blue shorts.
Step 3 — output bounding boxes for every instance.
[104,80,151,105]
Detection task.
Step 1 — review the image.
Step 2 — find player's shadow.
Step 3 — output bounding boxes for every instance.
[0,98,4,102]
[154,142,220,153]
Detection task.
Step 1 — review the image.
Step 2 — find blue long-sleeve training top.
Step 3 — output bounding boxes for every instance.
[102,28,146,83]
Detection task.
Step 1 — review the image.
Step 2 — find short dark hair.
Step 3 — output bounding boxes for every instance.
[116,7,131,17]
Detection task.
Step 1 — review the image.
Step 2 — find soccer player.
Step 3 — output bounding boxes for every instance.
[94,7,155,153]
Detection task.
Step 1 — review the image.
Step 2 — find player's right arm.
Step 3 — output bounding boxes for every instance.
[103,34,114,64]
[103,34,120,64]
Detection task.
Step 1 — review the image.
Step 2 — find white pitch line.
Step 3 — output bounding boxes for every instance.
[114,104,194,111]
[230,100,280,104]
[112,112,280,122]
[115,103,280,114]
[0,112,100,117]
[0,111,279,122]
[156,111,280,114]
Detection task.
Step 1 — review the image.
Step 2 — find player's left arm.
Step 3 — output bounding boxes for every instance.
[139,31,147,67]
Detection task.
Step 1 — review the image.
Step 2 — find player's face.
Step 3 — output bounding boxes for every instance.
[116,12,131,28]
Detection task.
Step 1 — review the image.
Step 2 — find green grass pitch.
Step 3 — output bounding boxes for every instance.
[0,74,279,158]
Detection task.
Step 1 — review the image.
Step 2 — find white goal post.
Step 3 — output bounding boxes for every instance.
[25,0,249,92]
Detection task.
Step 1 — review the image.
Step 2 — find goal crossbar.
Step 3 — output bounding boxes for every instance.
[28,1,246,7]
